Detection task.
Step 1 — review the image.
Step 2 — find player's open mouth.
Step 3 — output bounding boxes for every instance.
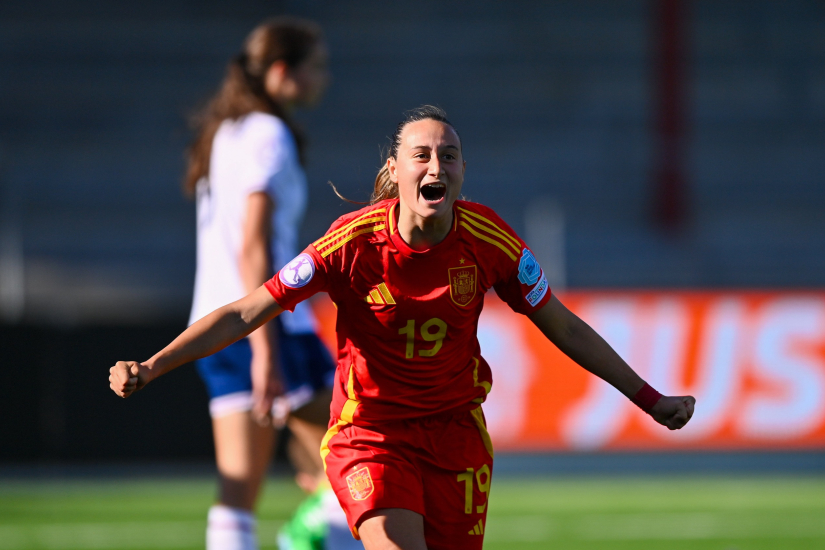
[420,183,447,203]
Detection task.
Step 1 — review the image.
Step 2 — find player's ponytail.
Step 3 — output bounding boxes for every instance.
[371,158,398,204]
[325,158,397,206]
[184,17,322,197]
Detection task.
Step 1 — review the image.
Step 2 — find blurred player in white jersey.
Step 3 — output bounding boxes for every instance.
[184,17,358,550]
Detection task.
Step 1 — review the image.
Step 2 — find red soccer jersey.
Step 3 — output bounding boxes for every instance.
[265,198,551,426]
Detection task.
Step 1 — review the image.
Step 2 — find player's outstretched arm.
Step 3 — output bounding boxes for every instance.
[528,295,695,430]
[109,285,283,398]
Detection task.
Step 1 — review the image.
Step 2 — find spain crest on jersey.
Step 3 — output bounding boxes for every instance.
[346,466,374,501]
[449,265,477,307]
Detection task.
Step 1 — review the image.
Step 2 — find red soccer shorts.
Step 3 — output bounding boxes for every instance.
[322,406,494,550]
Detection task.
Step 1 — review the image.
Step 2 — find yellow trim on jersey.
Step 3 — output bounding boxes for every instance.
[346,364,356,400]
[320,365,361,472]
[459,221,518,261]
[459,213,521,254]
[388,202,397,235]
[471,406,495,459]
[320,418,347,472]
[342,364,359,423]
[320,224,386,258]
[341,398,358,423]
[472,358,492,394]
[315,216,384,252]
[457,206,521,250]
[313,209,386,249]
[313,208,386,248]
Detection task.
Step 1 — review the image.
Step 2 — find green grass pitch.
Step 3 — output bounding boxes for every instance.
[1,475,823,549]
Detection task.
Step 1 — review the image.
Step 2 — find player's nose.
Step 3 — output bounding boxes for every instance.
[427,157,443,176]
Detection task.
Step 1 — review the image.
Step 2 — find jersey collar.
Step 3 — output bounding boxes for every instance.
[387,199,459,258]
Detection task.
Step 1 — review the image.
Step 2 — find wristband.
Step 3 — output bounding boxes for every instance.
[631,383,663,413]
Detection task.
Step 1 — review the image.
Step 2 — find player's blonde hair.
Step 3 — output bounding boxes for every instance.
[329,105,461,205]
[184,17,323,196]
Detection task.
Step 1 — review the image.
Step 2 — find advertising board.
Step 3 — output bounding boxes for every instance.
[312,291,825,451]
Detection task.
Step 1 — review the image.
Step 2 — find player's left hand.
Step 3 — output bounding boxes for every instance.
[650,395,696,430]
[250,352,284,427]
[109,360,150,398]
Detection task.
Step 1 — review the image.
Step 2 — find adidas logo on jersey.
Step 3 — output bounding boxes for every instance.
[364,282,396,305]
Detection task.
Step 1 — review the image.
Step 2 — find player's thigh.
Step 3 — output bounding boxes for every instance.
[287,414,327,475]
[419,415,492,550]
[212,411,275,483]
[357,508,427,550]
[324,424,425,537]
[285,385,334,477]
[290,386,334,426]
[419,460,490,550]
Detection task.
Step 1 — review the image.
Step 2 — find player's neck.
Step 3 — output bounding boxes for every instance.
[396,206,453,251]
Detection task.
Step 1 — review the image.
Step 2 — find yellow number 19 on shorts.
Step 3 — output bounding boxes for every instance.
[457,464,491,513]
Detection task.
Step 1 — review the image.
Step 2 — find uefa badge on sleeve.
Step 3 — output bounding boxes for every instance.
[279,253,315,288]
[517,249,541,285]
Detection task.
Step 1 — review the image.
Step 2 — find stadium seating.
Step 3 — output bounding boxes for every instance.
[0,0,823,323]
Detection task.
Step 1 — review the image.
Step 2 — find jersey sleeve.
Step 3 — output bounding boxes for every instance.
[493,244,552,315]
[264,209,361,310]
[478,208,551,315]
[264,245,329,312]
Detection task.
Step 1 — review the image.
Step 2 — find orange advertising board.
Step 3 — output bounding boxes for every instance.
[311,291,825,451]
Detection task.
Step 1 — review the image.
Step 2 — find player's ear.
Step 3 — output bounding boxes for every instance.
[387,158,398,183]
[264,60,289,96]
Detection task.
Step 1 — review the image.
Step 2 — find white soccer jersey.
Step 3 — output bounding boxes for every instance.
[189,112,317,334]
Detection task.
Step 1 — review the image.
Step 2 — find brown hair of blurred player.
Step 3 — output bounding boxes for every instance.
[184,17,326,196]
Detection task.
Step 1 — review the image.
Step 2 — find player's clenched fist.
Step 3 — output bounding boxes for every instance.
[650,395,696,430]
[109,361,149,398]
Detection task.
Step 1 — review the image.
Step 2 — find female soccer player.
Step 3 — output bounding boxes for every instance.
[112,105,695,550]
[182,17,352,550]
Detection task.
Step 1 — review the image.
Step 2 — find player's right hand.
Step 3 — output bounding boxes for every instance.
[109,361,149,398]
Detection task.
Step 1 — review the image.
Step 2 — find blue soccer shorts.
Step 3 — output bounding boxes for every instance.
[196,318,335,418]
